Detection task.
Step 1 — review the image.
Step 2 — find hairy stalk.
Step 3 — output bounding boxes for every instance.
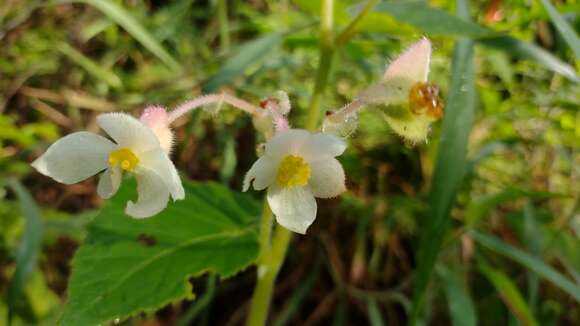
[167,92,260,124]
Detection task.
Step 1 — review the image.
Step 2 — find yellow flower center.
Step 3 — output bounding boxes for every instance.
[276,155,311,187]
[108,148,139,171]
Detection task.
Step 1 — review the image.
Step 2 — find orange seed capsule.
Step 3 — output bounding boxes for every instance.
[408,82,444,119]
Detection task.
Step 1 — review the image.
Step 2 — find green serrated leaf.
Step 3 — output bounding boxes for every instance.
[203,33,284,93]
[60,180,261,326]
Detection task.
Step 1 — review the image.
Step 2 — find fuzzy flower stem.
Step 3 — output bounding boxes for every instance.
[167,92,261,124]
[324,98,366,124]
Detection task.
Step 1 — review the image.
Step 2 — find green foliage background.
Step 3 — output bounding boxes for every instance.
[0,0,578,325]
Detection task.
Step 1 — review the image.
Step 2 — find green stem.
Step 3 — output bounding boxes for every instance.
[217,0,230,52]
[246,223,292,326]
[305,0,335,131]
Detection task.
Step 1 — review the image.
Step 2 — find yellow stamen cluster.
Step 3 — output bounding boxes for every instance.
[276,155,311,187]
[108,148,139,171]
[409,82,444,119]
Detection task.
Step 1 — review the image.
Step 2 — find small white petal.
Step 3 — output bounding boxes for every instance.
[300,133,347,162]
[264,129,310,160]
[267,185,317,234]
[243,155,277,191]
[383,38,431,84]
[97,113,160,153]
[139,149,185,201]
[31,132,115,184]
[125,167,170,218]
[308,158,346,198]
[97,166,122,199]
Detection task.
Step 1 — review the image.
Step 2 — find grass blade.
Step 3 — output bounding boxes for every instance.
[438,266,477,326]
[203,33,283,93]
[473,231,580,302]
[411,3,477,318]
[6,179,44,324]
[373,0,579,82]
[70,0,181,71]
[538,0,580,59]
[478,36,579,82]
[367,298,385,326]
[58,42,122,89]
[374,1,492,37]
[478,261,539,326]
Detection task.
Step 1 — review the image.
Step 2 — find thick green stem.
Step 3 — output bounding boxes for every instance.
[305,0,335,131]
[246,223,292,326]
[217,0,230,52]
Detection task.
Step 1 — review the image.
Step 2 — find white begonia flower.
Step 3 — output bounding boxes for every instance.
[357,38,443,143]
[31,112,184,218]
[243,129,347,234]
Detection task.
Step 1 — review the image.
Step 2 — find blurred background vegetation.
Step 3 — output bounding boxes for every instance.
[0,0,578,325]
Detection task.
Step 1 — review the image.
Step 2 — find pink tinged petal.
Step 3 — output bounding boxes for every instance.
[308,158,346,198]
[300,133,347,162]
[97,166,122,199]
[243,155,277,191]
[138,148,185,200]
[383,37,431,84]
[358,38,432,105]
[264,129,310,160]
[125,167,170,218]
[96,113,160,153]
[140,106,174,154]
[267,185,317,234]
[31,131,115,184]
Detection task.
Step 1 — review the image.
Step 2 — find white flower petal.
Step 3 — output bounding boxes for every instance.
[265,129,310,160]
[97,166,122,199]
[267,185,317,234]
[125,167,170,218]
[31,132,114,184]
[139,149,185,201]
[383,38,431,84]
[308,158,346,198]
[300,133,347,162]
[97,113,160,153]
[243,155,277,191]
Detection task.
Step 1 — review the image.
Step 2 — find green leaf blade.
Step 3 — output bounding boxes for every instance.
[7,179,44,323]
[203,33,284,93]
[60,180,261,326]
[473,231,580,302]
[75,0,181,71]
[478,262,539,326]
[538,0,580,59]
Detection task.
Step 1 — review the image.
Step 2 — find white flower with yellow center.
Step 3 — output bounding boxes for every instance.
[31,112,184,218]
[243,129,347,234]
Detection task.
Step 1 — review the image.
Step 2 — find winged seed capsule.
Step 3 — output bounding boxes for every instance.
[325,38,444,143]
